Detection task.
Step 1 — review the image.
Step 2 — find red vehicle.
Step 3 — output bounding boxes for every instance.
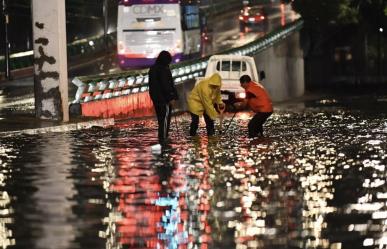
[239,6,266,29]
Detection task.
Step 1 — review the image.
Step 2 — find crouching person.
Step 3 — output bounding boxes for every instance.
[239,74,273,138]
[188,73,225,136]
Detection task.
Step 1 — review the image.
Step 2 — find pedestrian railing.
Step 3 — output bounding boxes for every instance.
[72,19,304,104]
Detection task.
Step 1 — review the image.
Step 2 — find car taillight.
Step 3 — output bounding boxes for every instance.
[261,16,265,20]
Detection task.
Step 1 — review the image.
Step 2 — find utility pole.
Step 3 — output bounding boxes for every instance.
[32,0,69,121]
[103,0,109,52]
[2,0,11,79]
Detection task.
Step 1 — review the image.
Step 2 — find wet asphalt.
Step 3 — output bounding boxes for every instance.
[1,87,387,249]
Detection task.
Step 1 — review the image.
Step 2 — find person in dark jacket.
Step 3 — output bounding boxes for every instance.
[148,50,179,145]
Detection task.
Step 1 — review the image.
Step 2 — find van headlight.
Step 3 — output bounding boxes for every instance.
[236,92,246,99]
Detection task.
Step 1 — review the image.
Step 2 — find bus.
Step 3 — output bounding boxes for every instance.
[117,0,202,69]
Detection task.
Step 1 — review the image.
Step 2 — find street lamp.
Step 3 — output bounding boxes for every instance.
[377,26,383,78]
[103,0,109,52]
[2,0,11,79]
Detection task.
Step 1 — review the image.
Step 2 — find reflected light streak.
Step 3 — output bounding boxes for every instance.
[0,191,14,248]
[34,135,77,248]
[103,127,201,249]
[280,4,286,26]
[0,142,16,249]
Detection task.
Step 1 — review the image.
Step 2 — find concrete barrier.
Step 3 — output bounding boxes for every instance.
[254,31,305,101]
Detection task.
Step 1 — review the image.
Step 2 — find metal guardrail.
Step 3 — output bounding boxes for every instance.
[73,19,304,104]
[0,32,117,72]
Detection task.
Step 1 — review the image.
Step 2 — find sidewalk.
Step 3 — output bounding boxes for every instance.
[0,115,115,135]
[0,77,114,135]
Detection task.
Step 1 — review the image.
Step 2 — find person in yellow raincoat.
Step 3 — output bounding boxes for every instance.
[187,73,225,136]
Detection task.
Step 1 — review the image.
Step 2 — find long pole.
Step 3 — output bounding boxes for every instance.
[377,28,381,77]
[2,0,11,79]
[103,0,109,52]
[223,111,238,133]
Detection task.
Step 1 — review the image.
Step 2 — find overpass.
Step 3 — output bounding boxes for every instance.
[72,19,304,118]
[0,1,304,121]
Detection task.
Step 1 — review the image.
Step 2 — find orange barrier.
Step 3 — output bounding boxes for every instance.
[81,92,154,119]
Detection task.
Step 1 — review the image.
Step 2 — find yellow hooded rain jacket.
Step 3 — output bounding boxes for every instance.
[187,73,223,120]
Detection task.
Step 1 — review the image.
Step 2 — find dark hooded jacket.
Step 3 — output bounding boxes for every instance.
[148,51,178,105]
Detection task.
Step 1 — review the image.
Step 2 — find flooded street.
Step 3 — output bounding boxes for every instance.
[1,93,387,249]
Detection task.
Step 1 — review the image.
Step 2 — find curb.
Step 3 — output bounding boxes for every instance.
[0,118,115,136]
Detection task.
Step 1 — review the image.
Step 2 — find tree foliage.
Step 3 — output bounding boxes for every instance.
[291,0,386,29]
[292,0,353,26]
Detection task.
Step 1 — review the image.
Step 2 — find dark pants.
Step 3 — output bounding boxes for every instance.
[154,104,172,144]
[189,112,215,136]
[248,112,272,138]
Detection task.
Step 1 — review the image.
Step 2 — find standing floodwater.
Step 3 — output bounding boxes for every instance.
[1,92,387,249]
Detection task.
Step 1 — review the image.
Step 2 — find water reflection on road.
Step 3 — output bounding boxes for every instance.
[1,95,387,249]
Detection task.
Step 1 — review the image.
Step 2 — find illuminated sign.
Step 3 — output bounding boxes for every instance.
[133,5,164,15]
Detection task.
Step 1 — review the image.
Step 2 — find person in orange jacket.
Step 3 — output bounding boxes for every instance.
[239,74,273,138]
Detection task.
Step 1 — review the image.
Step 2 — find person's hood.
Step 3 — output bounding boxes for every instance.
[155,50,172,66]
[207,73,222,87]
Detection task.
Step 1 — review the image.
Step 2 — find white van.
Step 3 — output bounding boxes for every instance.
[197,54,265,103]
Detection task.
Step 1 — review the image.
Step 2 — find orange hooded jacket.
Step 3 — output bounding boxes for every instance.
[245,81,273,113]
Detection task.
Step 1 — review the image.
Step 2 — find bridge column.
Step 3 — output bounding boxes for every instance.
[31,0,69,122]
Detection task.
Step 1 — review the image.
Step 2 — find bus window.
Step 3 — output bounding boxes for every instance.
[182,5,200,30]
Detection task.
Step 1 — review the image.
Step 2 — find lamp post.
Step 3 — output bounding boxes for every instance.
[377,27,383,78]
[103,0,109,52]
[2,0,11,79]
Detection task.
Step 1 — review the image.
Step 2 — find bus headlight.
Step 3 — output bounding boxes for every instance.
[118,41,125,54]
[174,40,183,53]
